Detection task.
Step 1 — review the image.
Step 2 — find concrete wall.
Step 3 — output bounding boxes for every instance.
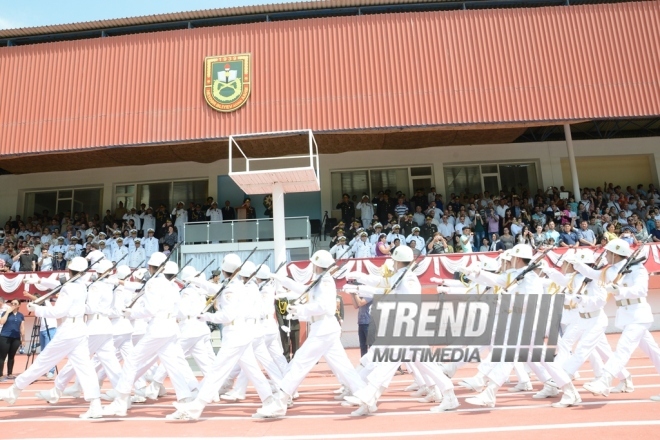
[1,136,659,223]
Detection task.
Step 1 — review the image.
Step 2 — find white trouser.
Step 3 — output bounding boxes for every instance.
[115,333,197,401]
[562,317,628,381]
[56,334,122,390]
[197,341,272,404]
[263,332,290,375]
[232,335,287,395]
[605,323,660,377]
[15,334,100,401]
[279,331,365,397]
[152,333,215,384]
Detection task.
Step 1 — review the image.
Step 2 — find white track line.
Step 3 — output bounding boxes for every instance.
[0,398,658,422]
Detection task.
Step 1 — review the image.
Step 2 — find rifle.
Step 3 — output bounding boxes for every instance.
[290,246,353,306]
[33,257,105,306]
[386,252,425,295]
[502,246,554,293]
[201,247,257,313]
[259,260,287,291]
[88,253,128,288]
[612,235,653,284]
[179,258,215,292]
[126,244,179,309]
[244,255,270,285]
[113,260,145,292]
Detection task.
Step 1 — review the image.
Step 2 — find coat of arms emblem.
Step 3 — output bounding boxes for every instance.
[204,53,251,112]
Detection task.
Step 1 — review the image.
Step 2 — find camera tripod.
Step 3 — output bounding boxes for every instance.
[24,315,57,375]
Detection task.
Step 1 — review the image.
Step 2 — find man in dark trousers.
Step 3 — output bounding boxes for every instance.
[221,201,236,221]
[275,295,299,362]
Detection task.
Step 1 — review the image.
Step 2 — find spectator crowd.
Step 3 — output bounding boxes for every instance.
[0,197,247,272]
[329,182,660,259]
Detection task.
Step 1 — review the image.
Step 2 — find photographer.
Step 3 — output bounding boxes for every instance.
[12,245,38,272]
[473,210,486,247]
[459,226,474,253]
[427,232,450,254]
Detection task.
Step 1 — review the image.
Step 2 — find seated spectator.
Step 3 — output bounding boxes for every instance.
[375,234,391,257]
[651,220,660,242]
[479,238,490,252]
[38,249,53,271]
[603,222,618,242]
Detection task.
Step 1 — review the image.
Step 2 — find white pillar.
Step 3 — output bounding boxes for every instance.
[272,183,287,267]
[564,124,581,198]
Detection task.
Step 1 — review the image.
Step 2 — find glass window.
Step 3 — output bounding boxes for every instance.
[481,165,498,174]
[371,169,408,196]
[444,166,481,195]
[25,188,102,219]
[172,180,208,208]
[138,182,171,211]
[411,166,432,176]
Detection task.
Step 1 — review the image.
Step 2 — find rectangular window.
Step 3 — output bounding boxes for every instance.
[330,167,420,206]
[24,188,103,219]
[443,162,539,196]
[115,179,208,212]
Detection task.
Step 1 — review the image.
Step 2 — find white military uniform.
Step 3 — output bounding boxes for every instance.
[356,201,374,227]
[405,234,426,255]
[55,278,123,391]
[139,213,156,236]
[142,235,159,260]
[128,245,146,269]
[14,278,101,400]
[330,243,352,259]
[575,259,660,382]
[352,238,374,258]
[112,274,198,402]
[112,245,128,265]
[186,276,275,405]
[385,231,405,245]
[151,281,215,387]
[346,267,454,411]
[227,277,287,398]
[206,207,223,222]
[172,207,188,242]
[274,272,367,399]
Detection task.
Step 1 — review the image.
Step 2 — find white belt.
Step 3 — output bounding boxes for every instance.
[63,317,81,324]
[85,314,104,320]
[311,315,331,324]
[579,311,597,319]
[228,318,257,326]
[154,312,175,319]
[616,298,645,307]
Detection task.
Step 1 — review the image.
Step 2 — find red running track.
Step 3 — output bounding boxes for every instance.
[1,333,659,440]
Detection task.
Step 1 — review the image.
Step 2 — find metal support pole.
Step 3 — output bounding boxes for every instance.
[564,124,581,199]
[272,183,286,267]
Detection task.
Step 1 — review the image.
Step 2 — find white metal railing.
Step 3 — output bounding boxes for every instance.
[182,216,310,245]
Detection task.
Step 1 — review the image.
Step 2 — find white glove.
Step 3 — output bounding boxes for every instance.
[345,271,366,282]
[563,294,575,302]
[429,277,444,285]
[197,313,211,322]
[604,283,619,294]
[122,309,132,319]
[573,294,583,303]
[437,286,450,294]
[27,302,37,312]
[287,304,298,315]
[270,272,287,283]
[342,285,358,294]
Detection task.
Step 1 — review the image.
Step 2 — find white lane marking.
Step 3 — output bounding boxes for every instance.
[1,398,658,420]
[10,420,660,439]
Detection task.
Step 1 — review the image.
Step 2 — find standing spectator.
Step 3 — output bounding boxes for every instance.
[240,198,257,219]
[336,194,356,225]
[427,232,449,254]
[459,226,474,253]
[356,195,374,228]
[221,201,235,221]
[0,300,24,381]
[171,202,188,243]
[38,249,53,271]
[52,252,67,270]
[13,245,38,272]
[352,293,372,357]
[114,201,128,222]
[206,202,223,222]
[162,225,178,250]
[139,207,156,238]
